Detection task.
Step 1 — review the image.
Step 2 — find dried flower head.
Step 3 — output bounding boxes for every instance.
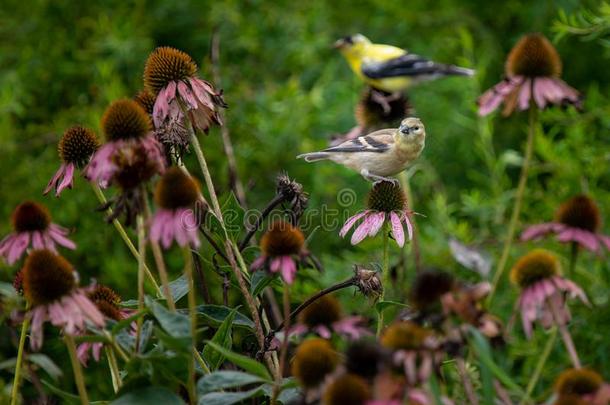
[356,87,414,129]
[510,249,560,289]
[13,268,24,295]
[144,47,198,95]
[291,338,339,388]
[409,270,455,311]
[112,140,163,190]
[555,368,603,397]
[298,295,342,328]
[102,99,151,141]
[12,201,50,233]
[58,126,100,167]
[553,395,587,405]
[381,321,433,351]
[154,167,200,210]
[260,220,305,257]
[323,373,371,405]
[367,181,408,213]
[133,90,156,116]
[22,250,76,307]
[354,265,383,299]
[88,285,122,321]
[345,340,384,379]
[555,195,601,233]
[506,33,562,78]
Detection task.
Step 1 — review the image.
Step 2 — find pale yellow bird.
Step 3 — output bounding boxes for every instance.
[297,117,425,183]
[335,34,475,94]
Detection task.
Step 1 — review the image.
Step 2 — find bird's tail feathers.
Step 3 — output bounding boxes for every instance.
[296,152,330,162]
[443,64,475,77]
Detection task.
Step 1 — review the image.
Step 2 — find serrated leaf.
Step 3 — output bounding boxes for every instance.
[146,296,190,338]
[28,354,63,381]
[197,371,265,394]
[195,305,254,329]
[198,386,265,405]
[111,386,184,404]
[202,308,237,370]
[204,341,271,381]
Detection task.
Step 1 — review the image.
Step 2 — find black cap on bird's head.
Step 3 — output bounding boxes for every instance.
[399,117,424,136]
[334,34,371,50]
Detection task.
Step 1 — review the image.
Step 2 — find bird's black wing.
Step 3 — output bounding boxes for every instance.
[362,53,471,79]
[322,130,393,153]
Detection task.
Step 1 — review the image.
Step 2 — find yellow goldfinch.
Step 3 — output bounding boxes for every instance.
[297,117,425,183]
[335,34,475,93]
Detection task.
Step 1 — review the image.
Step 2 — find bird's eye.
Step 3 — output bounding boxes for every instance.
[413,126,420,131]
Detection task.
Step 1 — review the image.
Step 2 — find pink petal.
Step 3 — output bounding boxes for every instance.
[390,212,404,247]
[56,163,75,196]
[8,233,30,264]
[314,325,331,339]
[339,210,369,238]
[269,257,282,274]
[518,78,532,110]
[177,81,198,110]
[520,222,564,241]
[351,214,374,245]
[44,164,66,196]
[279,255,297,284]
[366,212,386,237]
[250,255,266,271]
[48,225,76,250]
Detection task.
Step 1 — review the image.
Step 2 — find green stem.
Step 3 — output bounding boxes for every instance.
[194,350,211,374]
[489,106,537,304]
[184,247,197,404]
[10,309,30,405]
[91,184,162,296]
[105,346,122,392]
[377,222,390,336]
[272,286,291,405]
[135,214,146,354]
[568,242,579,278]
[65,335,89,405]
[519,327,557,405]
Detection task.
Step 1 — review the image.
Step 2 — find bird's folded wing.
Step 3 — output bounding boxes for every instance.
[361,53,440,79]
[322,130,394,153]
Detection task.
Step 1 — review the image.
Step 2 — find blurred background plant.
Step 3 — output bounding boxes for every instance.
[0,0,609,402]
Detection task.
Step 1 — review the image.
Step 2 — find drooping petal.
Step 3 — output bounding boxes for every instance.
[339,210,369,238]
[279,255,297,284]
[366,212,386,237]
[520,222,564,241]
[390,211,405,247]
[48,224,77,250]
[350,213,374,245]
[56,163,75,196]
[43,164,66,196]
[250,255,266,271]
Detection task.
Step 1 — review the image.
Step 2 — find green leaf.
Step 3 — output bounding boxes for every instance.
[111,386,185,404]
[198,387,265,405]
[165,274,189,302]
[468,327,524,396]
[221,192,245,241]
[195,305,254,329]
[250,271,275,297]
[41,380,106,404]
[197,371,266,394]
[204,341,272,381]
[28,354,63,381]
[374,300,409,313]
[146,296,190,338]
[202,308,237,370]
[111,311,145,335]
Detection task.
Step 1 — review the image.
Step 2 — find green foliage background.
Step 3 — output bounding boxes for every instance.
[1,0,609,402]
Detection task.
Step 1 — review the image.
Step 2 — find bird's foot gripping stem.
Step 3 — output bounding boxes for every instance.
[370,89,403,115]
[360,169,399,186]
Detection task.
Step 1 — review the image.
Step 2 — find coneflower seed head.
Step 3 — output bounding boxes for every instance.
[291,338,339,388]
[88,285,122,320]
[58,126,100,167]
[367,181,408,213]
[409,270,455,310]
[506,33,562,78]
[23,250,76,306]
[356,88,413,129]
[12,201,51,233]
[323,373,371,405]
[144,47,198,95]
[510,249,560,289]
[102,99,151,141]
[555,195,601,233]
[298,294,342,328]
[154,167,200,210]
[555,368,603,396]
[345,340,384,379]
[112,141,161,190]
[381,321,432,351]
[260,220,305,257]
[133,90,156,116]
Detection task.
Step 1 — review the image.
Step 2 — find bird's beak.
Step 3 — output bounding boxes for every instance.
[333,39,345,49]
[399,125,410,135]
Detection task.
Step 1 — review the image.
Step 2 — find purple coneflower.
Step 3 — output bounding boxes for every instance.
[143,47,226,138]
[290,294,370,340]
[150,167,201,248]
[291,338,339,390]
[340,181,413,247]
[251,220,315,284]
[76,285,131,366]
[44,126,100,197]
[478,33,580,116]
[554,368,610,405]
[0,201,75,265]
[380,321,441,386]
[511,249,588,339]
[323,373,372,405]
[22,250,104,350]
[522,195,610,253]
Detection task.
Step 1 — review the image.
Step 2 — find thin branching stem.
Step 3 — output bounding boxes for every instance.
[10,307,30,405]
[65,335,89,405]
